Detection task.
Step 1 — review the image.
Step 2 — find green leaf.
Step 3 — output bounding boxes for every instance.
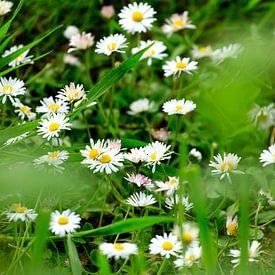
[0,34,14,55]
[121,138,146,148]
[71,43,154,119]
[97,252,112,275]
[73,216,173,238]
[67,235,83,275]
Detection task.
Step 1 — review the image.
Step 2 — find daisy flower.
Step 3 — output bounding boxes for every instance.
[101,5,115,19]
[191,45,213,59]
[4,132,29,146]
[63,54,81,67]
[7,204,37,222]
[63,25,79,39]
[36,96,69,117]
[2,45,33,67]
[188,148,202,162]
[162,98,196,115]
[80,138,108,164]
[149,232,182,259]
[86,148,124,174]
[95,34,128,56]
[162,11,196,36]
[209,153,243,180]
[13,99,36,121]
[33,150,69,168]
[132,40,167,66]
[107,139,122,151]
[211,43,242,64]
[125,173,153,190]
[163,57,198,77]
[174,222,199,244]
[165,195,193,211]
[57,82,86,104]
[124,147,146,163]
[37,113,71,141]
[0,77,26,104]
[127,98,154,115]
[226,215,238,236]
[174,243,202,268]
[259,144,275,167]
[99,242,138,260]
[151,128,171,141]
[249,104,275,130]
[155,176,180,196]
[229,241,262,267]
[0,1,13,15]
[144,141,172,172]
[68,32,94,53]
[118,2,156,34]
[126,192,156,207]
[259,189,275,206]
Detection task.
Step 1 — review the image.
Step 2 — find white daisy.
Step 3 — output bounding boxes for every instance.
[118,2,156,34]
[124,147,146,163]
[259,144,275,167]
[37,113,71,141]
[68,32,94,53]
[13,99,36,121]
[163,56,198,77]
[226,215,238,236]
[99,242,138,260]
[132,40,167,66]
[162,98,196,115]
[7,204,37,222]
[165,195,193,212]
[229,241,262,267]
[95,34,128,56]
[155,176,180,196]
[49,209,81,237]
[36,96,69,117]
[188,148,202,162]
[80,138,108,164]
[2,44,33,67]
[249,104,275,130]
[144,141,172,172]
[162,11,196,36]
[124,173,153,190]
[4,132,30,146]
[174,222,199,244]
[191,45,213,59]
[151,128,171,141]
[33,150,69,168]
[86,149,124,174]
[0,1,13,15]
[63,54,81,67]
[259,189,275,206]
[211,43,242,64]
[0,77,26,104]
[57,82,86,104]
[149,232,182,259]
[107,139,122,151]
[209,153,243,180]
[101,5,115,19]
[63,25,79,39]
[174,243,202,268]
[127,98,154,115]
[126,191,156,207]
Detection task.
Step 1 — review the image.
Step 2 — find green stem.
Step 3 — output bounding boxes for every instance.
[157,258,167,275]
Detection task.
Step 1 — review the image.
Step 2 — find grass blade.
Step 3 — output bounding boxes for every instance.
[67,235,83,275]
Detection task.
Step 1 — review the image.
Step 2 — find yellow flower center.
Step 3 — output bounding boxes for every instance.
[49,103,60,113]
[89,148,99,159]
[48,151,59,158]
[20,105,30,114]
[176,62,187,69]
[257,112,267,122]
[147,49,156,57]
[272,154,275,158]
[182,232,193,242]
[162,241,173,251]
[175,105,183,111]
[107,42,117,51]
[2,85,13,94]
[150,152,157,161]
[114,243,124,251]
[132,11,143,22]
[99,154,112,163]
[67,90,79,101]
[15,206,27,213]
[220,161,234,172]
[199,47,208,53]
[186,255,194,262]
[49,122,60,132]
[57,216,69,225]
[168,178,177,185]
[173,19,185,28]
[227,224,237,235]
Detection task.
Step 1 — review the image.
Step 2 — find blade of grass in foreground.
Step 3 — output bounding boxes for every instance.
[186,165,217,274]
[67,235,83,275]
[97,252,112,275]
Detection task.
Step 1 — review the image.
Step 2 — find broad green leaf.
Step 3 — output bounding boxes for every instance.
[97,252,112,275]
[67,235,83,275]
[0,34,14,55]
[121,138,146,148]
